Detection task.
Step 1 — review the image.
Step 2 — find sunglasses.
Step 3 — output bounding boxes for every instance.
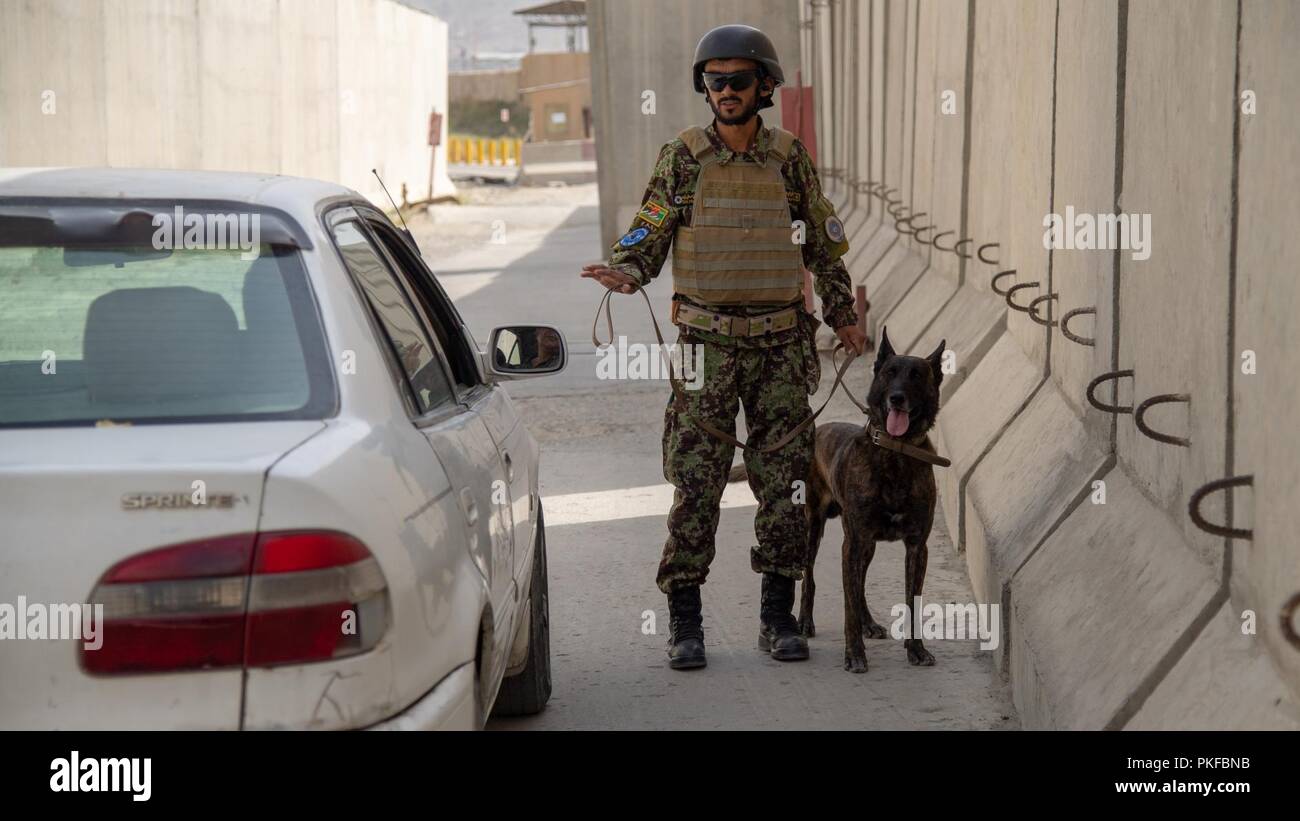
[701,70,761,93]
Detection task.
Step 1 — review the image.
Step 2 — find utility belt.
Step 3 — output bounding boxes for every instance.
[669,299,801,337]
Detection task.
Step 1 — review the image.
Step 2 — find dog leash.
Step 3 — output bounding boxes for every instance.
[592,285,951,467]
[591,284,859,454]
[863,422,952,467]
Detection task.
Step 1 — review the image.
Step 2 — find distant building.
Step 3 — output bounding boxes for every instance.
[514,1,590,142]
[517,52,591,142]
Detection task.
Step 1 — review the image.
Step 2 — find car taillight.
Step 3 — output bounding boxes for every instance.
[82,531,389,675]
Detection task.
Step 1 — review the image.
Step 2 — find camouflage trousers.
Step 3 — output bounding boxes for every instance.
[656,325,817,594]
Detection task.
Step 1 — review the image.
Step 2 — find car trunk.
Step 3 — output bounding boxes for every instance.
[0,421,323,729]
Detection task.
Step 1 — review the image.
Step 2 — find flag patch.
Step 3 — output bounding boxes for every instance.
[637,199,669,227]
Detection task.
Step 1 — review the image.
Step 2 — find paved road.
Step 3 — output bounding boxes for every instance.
[409,183,1018,730]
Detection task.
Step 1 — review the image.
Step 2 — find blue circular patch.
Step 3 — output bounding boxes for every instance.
[619,227,650,247]
[826,216,845,243]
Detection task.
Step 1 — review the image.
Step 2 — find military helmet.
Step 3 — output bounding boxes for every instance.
[692,24,784,109]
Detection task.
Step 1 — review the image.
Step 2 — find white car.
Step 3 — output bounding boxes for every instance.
[0,168,563,730]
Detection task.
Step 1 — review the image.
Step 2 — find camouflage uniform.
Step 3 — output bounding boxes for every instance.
[607,115,857,594]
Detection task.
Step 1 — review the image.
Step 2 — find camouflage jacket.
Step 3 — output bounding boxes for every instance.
[608,115,858,348]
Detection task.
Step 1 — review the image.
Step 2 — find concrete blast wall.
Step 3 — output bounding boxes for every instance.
[0,0,454,206]
[808,0,1299,729]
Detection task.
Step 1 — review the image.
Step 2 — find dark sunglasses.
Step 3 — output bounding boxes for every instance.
[701,70,761,93]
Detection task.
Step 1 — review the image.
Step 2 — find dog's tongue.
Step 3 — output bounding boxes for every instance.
[886,409,910,437]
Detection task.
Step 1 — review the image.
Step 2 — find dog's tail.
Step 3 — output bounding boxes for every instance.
[727,464,748,483]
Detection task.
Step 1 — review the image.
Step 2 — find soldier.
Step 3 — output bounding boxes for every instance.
[581,24,867,670]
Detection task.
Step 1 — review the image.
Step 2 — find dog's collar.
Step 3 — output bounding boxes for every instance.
[864,423,952,468]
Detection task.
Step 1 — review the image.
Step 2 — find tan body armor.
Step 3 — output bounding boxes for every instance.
[671,125,804,305]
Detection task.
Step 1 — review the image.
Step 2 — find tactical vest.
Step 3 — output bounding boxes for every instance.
[671,125,804,305]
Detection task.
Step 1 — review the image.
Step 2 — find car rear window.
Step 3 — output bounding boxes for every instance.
[0,206,334,427]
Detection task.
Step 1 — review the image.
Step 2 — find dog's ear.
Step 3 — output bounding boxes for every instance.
[874,326,895,374]
[926,339,947,387]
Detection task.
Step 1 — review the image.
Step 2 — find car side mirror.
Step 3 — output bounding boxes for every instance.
[485,324,567,379]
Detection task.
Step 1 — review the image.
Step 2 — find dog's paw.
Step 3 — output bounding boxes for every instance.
[798,616,815,638]
[906,641,936,667]
[843,654,868,674]
[862,621,888,639]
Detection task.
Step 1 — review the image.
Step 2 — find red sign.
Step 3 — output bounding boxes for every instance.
[428,111,443,147]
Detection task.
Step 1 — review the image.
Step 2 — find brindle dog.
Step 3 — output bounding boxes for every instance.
[802,327,946,673]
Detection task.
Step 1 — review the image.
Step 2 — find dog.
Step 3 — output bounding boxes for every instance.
[729,326,947,673]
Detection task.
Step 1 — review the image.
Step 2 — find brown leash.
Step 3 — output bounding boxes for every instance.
[591,285,858,454]
[591,285,950,467]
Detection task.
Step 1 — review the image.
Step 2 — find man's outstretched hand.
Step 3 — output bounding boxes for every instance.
[835,323,868,357]
[581,263,640,294]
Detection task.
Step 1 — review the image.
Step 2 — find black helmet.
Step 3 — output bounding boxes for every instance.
[692,24,784,109]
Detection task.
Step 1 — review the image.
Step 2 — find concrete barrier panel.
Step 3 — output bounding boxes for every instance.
[965,383,1109,671]
[932,334,1041,557]
[103,0,201,169]
[903,0,1004,407]
[853,0,873,224]
[883,0,907,192]
[1234,0,1300,704]
[910,285,1005,403]
[278,0,342,184]
[828,0,853,214]
[1046,0,1118,435]
[1011,466,1219,729]
[990,0,1054,370]
[198,0,281,173]
[957,0,1117,679]
[897,0,918,213]
[925,0,969,287]
[868,0,887,209]
[1129,603,1300,730]
[863,241,925,340]
[0,0,108,165]
[0,0,449,203]
[1119,0,1235,562]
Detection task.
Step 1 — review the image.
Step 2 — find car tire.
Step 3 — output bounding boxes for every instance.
[491,502,552,717]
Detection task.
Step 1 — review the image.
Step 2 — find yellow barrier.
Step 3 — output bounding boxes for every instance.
[448,136,520,166]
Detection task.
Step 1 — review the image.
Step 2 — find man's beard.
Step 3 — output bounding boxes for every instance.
[709,92,761,126]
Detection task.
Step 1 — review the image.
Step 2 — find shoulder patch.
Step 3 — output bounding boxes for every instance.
[673,193,694,206]
[637,199,669,227]
[825,215,846,244]
[619,226,651,247]
[785,190,802,204]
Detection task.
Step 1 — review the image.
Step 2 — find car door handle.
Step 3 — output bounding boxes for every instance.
[502,450,514,482]
[459,487,479,525]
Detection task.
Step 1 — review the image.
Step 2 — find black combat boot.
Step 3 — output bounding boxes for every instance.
[759,572,810,661]
[666,585,706,669]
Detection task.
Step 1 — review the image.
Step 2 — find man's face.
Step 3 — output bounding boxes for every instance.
[703,58,771,126]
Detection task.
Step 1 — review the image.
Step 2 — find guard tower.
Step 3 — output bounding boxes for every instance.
[514,0,587,53]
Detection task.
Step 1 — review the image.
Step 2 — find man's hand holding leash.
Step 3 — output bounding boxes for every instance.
[581,263,639,294]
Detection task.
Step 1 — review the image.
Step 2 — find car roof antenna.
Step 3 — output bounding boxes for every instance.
[372,168,420,252]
